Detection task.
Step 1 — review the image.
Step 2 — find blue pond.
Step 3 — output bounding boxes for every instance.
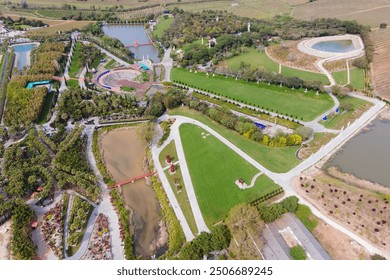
[12,43,38,70]
[312,40,355,53]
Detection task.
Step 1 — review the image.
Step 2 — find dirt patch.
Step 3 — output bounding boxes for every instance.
[292,168,390,253]
[267,40,320,72]
[100,127,166,258]
[0,220,11,259]
[313,220,370,260]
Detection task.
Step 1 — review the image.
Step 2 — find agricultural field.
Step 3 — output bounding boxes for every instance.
[179,123,280,226]
[27,20,92,36]
[170,0,292,19]
[291,0,390,28]
[152,16,174,38]
[217,49,279,73]
[320,96,372,130]
[171,68,334,121]
[169,107,301,173]
[159,141,198,235]
[371,28,390,101]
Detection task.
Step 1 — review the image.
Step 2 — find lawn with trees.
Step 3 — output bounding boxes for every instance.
[169,107,300,173]
[172,68,334,121]
[152,15,174,38]
[159,140,198,235]
[179,123,281,226]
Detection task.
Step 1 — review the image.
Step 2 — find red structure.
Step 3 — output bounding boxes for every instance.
[37,186,43,192]
[170,164,175,174]
[31,221,38,229]
[166,155,171,164]
[109,171,157,189]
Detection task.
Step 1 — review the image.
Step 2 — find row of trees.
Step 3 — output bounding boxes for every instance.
[179,224,231,260]
[0,16,45,29]
[144,88,187,118]
[67,196,92,248]
[188,100,303,147]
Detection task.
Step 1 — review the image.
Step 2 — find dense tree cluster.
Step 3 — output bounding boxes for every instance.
[11,200,36,260]
[179,224,231,260]
[2,129,53,199]
[258,196,299,223]
[225,204,264,259]
[188,101,302,147]
[144,88,187,118]
[4,42,65,126]
[52,126,99,201]
[67,196,92,248]
[79,44,101,69]
[57,88,140,121]
[0,16,45,30]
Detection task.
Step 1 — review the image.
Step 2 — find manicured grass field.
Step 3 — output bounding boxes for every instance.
[281,65,329,84]
[159,141,198,235]
[172,68,334,121]
[332,68,365,89]
[152,16,174,38]
[68,42,82,78]
[37,91,55,124]
[320,96,371,129]
[180,123,281,226]
[221,49,279,73]
[27,21,92,36]
[169,107,301,173]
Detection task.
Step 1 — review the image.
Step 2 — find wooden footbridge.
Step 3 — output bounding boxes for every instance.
[109,171,157,189]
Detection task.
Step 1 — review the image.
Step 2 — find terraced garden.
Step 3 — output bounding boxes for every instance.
[179,123,281,226]
[172,67,334,121]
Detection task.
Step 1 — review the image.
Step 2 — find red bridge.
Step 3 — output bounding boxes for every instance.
[109,171,157,189]
[126,40,154,48]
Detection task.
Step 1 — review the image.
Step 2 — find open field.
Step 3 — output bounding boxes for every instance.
[320,96,372,130]
[179,123,280,226]
[281,65,329,84]
[371,28,390,101]
[218,49,279,73]
[332,68,365,89]
[172,68,334,121]
[159,141,198,235]
[169,107,300,173]
[152,16,174,38]
[292,0,390,28]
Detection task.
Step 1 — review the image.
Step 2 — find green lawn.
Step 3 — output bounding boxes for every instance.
[67,79,79,89]
[320,96,372,129]
[37,90,55,124]
[332,68,365,89]
[68,42,82,78]
[295,204,318,232]
[180,123,281,226]
[104,59,116,70]
[152,16,174,38]
[281,65,329,84]
[349,68,365,90]
[222,49,279,73]
[169,107,300,173]
[91,54,106,70]
[159,141,198,235]
[172,68,334,121]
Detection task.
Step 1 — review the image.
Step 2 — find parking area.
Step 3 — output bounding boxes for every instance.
[262,213,331,260]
